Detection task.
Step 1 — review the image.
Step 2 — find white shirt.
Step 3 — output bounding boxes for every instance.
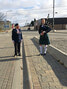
[16,29,20,34]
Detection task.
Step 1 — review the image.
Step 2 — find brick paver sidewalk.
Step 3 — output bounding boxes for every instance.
[0,32,23,89]
[24,36,67,89]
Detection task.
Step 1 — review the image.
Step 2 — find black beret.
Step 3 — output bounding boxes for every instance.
[15,23,19,26]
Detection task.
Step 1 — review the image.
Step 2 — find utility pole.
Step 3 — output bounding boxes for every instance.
[53,0,55,31]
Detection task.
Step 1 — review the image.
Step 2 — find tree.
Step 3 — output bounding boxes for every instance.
[0,12,5,21]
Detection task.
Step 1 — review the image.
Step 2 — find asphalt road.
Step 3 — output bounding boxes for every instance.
[22,31,67,53]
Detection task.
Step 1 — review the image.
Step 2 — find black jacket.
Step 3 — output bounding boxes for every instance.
[39,24,51,34]
[12,29,23,42]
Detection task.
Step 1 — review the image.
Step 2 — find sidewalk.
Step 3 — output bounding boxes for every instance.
[54,30,67,34]
[50,30,67,34]
[23,36,67,89]
[0,32,23,89]
[0,31,67,89]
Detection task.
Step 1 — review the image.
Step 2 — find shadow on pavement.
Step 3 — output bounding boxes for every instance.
[31,38,67,86]
[0,57,22,62]
[0,56,13,58]
[26,54,40,57]
[22,42,31,89]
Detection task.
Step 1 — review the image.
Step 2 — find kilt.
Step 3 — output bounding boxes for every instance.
[39,33,50,45]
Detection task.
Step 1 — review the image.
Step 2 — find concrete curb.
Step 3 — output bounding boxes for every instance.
[25,58,33,89]
[23,39,42,89]
[33,37,67,67]
[22,41,33,89]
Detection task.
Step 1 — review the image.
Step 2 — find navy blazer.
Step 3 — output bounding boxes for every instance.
[12,29,23,42]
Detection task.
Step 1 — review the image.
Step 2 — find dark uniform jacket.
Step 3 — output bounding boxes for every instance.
[39,24,51,34]
[12,29,23,42]
[39,24,51,45]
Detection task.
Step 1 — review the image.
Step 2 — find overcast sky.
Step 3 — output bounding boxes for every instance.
[0,0,67,26]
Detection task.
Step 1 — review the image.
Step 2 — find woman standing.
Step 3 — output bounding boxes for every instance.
[39,19,51,55]
[12,23,23,57]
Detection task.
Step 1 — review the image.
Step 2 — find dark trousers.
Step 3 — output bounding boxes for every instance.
[14,42,21,55]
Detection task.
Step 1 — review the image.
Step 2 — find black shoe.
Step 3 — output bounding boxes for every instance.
[44,53,46,55]
[40,53,43,55]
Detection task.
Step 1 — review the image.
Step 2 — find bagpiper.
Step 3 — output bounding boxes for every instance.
[39,19,51,55]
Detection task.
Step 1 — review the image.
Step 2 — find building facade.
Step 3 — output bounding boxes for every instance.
[34,18,67,30]
[0,21,11,31]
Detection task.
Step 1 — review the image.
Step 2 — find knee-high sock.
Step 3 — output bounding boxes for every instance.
[39,46,43,54]
[44,45,47,54]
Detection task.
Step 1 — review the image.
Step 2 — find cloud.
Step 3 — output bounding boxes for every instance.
[0,0,40,10]
[0,0,67,26]
[56,0,67,6]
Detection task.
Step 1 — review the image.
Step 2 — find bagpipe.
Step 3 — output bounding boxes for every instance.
[45,25,51,33]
